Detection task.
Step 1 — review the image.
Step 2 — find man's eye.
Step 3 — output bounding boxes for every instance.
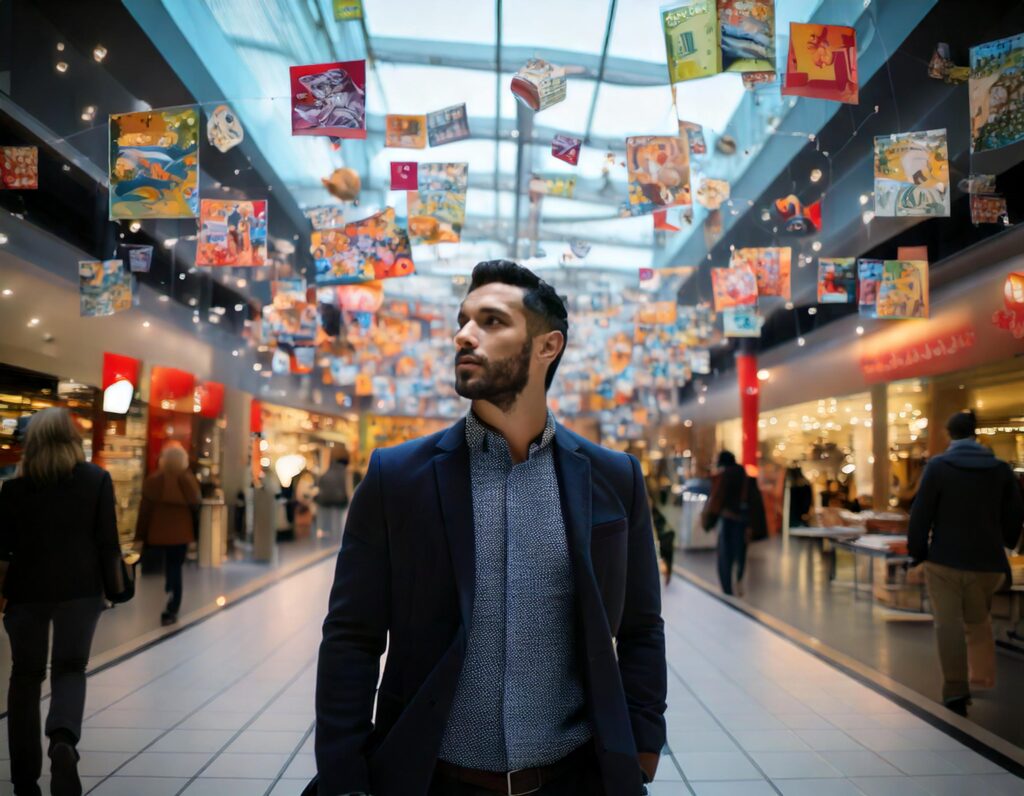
[486,317,502,326]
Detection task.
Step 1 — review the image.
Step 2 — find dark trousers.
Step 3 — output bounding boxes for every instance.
[4,596,104,787]
[429,745,605,796]
[717,517,748,595]
[161,544,188,614]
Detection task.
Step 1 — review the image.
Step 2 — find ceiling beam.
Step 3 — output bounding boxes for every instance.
[583,0,618,145]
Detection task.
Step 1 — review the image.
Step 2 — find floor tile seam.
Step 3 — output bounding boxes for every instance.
[171,653,319,795]
[263,721,315,795]
[81,619,318,795]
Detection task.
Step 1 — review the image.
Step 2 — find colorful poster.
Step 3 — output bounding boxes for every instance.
[639,266,694,294]
[0,146,38,189]
[304,205,347,230]
[206,105,243,153]
[817,258,857,304]
[774,194,820,234]
[552,134,582,165]
[385,114,427,148]
[969,33,1024,153]
[407,162,468,244]
[390,161,418,190]
[689,348,711,374]
[290,60,366,139]
[711,266,757,310]
[722,305,762,337]
[543,174,576,199]
[970,193,1008,224]
[122,244,153,273]
[264,279,317,344]
[677,120,707,155]
[731,247,791,299]
[873,129,950,217]
[196,200,268,266]
[877,260,929,319]
[511,58,567,111]
[782,23,858,104]
[695,177,730,210]
[312,207,414,286]
[718,0,774,75]
[637,301,678,326]
[624,136,691,217]
[662,0,720,84]
[856,259,883,318]
[332,0,362,20]
[426,103,470,147]
[109,106,199,219]
[80,259,132,317]
[569,239,591,258]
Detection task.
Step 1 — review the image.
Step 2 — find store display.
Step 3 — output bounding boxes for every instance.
[782,22,859,104]
[196,199,268,266]
[290,60,366,139]
[873,129,950,218]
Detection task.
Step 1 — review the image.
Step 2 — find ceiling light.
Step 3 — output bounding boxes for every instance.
[862,210,875,225]
[27,318,40,327]
[809,168,822,183]
[236,278,247,288]
[811,241,822,252]
[807,307,817,316]
[129,221,141,233]
[142,321,150,328]
[756,369,770,381]
[784,301,794,310]
[856,325,864,335]
[231,349,239,357]
[0,233,8,245]
[158,295,169,302]
[81,106,96,122]
[253,363,262,372]
[1,289,12,297]
[163,237,178,247]
[56,62,68,73]
[234,303,245,312]
[56,42,65,51]
[859,194,869,206]
[93,45,107,62]
[760,209,770,222]
[797,336,806,347]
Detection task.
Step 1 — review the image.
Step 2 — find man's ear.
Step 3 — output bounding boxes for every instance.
[536,330,565,364]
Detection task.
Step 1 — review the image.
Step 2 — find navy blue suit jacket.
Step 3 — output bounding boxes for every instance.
[311,419,667,796]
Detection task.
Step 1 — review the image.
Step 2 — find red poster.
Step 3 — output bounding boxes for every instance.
[782,23,859,104]
[390,161,418,190]
[290,60,366,139]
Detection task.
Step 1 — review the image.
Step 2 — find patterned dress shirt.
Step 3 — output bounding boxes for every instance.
[438,411,592,771]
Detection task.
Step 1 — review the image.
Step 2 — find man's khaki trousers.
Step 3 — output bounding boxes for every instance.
[924,562,1004,702]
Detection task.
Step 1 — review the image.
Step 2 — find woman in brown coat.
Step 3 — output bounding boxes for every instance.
[135,442,201,626]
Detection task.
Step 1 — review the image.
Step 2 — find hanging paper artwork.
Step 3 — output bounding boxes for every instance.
[718,0,775,77]
[385,114,427,149]
[390,162,418,190]
[639,266,694,294]
[970,193,1008,225]
[689,348,711,374]
[876,260,929,319]
[773,194,821,234]
[0,146,38,189]
[696,178,730,210]
[407,162,468,244]
[992,271,1024,338]
[552,134,582,165]
[873,129,950,218]
[196,199,268,266]
[322,167,362,202]
[332,0,362,20]
[653,210,681,231]
[511,58,567,111]
[677,120,707,155]
[816,258,857,304]
[336,281,385,312]
[206,105,244,153]
[857,258,883,317]
[426,103,470,147]
[928,42,969,84]
[731,247,791,299]
[109,106,199,219]
[80,259,132,317]
[122,244,153,273]
[312,207,414,286]
[543,174,576,199]
[290,60,366,139]
[969,33,1024,153]
[782,23,858,104]
[623,136,691,217]
[304,205,347,230]
[711,266,757,311]
[661,0,720,84]
[637,302,678,326]
[264,279,317,345]
[569,238,591,259]
[722,306,762,337]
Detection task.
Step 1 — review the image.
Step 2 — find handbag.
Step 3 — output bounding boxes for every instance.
[104,551,139,604]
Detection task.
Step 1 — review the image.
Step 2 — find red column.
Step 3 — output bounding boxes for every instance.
[736,350,759,473]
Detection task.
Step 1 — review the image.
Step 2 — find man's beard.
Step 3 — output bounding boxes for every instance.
[454,340,532,412]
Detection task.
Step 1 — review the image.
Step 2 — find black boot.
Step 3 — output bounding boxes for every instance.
[943,695,970,716]
[160,610,178,626]
[48,732,81,796]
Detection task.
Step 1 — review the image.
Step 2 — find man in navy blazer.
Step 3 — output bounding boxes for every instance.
[311,260,667,796]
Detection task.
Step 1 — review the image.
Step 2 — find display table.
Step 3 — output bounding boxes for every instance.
[832,535,928,615]
[674,491,716,551]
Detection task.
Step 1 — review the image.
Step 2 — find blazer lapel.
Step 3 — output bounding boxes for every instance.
[433,420,475,632]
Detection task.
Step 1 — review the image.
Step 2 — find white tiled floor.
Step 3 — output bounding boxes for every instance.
[0,558,1021,795]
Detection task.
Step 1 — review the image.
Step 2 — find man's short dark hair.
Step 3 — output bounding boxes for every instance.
[946,410,977,440]
[466,260,569,390]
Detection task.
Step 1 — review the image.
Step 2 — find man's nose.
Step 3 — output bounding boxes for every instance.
[454,323,477,349]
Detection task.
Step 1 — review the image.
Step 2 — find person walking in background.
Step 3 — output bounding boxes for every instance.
[135,442,201,627]
[315,443,350,538]
[0,408,124,796]
[703,450,765,597]
[909,410,1024,716]
[787,465,813,528]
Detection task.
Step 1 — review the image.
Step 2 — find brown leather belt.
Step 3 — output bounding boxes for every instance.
[434,745,586,795]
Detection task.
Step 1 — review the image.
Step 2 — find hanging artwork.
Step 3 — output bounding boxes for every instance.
[928,42,969,84]
[543,174,576,199]
[773,194,821,234]
[0,146,38,189]
[661,0,720,84]
[816,258,856,304]
[304,205,347,230]
[312,207,414,286]
[290,60,366,139]
[109,106,199,219]
[322,167,362,202]
[653,210,681,231]
[196,200,268,266]
[731,247,791,299]
[332,0,362,20]
[122,244,153,273]
[511,58,568,111]
[718,0,775,77]
[264,279,317,345]
[639,266,694,294]
[407,162,468,244]
[206,105,244,153]
[336,281,385,312]
[569,238,591,259]
[969,33,1024,153]
[552,134,582,165]
[426,103,470,146]
[385,114,427,148]
[677,120,707,155]
[695,177,730,210]
[623,136,691,217]
[722,306,762,337]
[970,193,1008,224]
[390,161,418,190]
[80,259,132,317]
[782,23,858,104]
[873,129,950,217]
[711,266,757,311]
[857,258,883,318]
[876,260,929,319]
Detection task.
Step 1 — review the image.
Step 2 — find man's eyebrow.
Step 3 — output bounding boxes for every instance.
[473,305,513,319]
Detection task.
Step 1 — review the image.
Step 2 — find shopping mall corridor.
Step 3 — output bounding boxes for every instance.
[2,559,1022,796]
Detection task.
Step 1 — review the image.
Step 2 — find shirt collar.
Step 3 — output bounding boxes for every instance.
[465,410,557,457]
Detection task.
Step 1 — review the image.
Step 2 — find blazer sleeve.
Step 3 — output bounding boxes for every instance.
[315,449,390,795]
[94,470,123,594]
[0,482,15,562]
[616,453,667,755]
[1001,465,1024,551]
[907,462,940,563]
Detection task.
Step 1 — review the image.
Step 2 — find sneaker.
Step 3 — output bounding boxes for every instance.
[160,611,178,627]
[49,741,81,796]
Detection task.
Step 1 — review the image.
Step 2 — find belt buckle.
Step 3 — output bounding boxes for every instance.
[506,767,542,796]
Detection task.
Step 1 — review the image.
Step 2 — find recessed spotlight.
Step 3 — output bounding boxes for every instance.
[253,363,262,372]
[142,321,150,328]
[811,241,822,252]
[27,318,40,327]
[797,336,806,346]
[859,194,869,206]
[862,210,875,225]
[234,303,245,311]
[808,307,818,316]
[236,278,247,288]
[81,105,96,122]
[93,45,107,62]
[158,295,170,302]
[129,221,141,233]
[1,289,12,297]
[164,237,178,248]
[56,42,65,52]
[56,62,69,73]
[0,233,8,245]
[856,325,865,335]
[810,168,822,183]
[756,369,770,381]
